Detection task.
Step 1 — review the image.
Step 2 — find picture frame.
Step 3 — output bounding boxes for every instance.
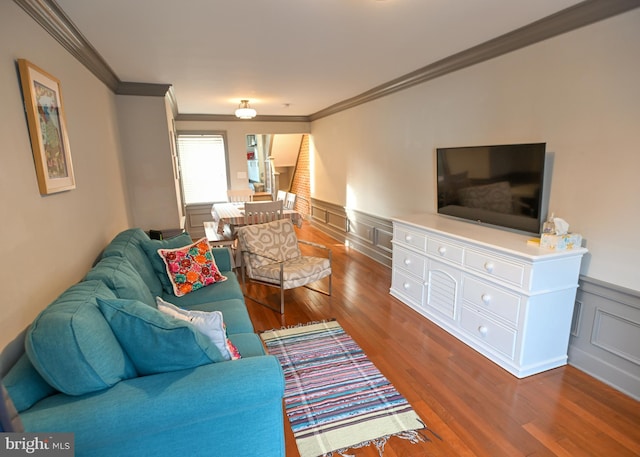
[18,59,75,194]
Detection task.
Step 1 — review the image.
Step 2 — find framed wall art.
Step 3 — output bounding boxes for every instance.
[18,59,75,195]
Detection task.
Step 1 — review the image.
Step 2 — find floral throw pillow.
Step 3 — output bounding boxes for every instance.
[158,237,227,297]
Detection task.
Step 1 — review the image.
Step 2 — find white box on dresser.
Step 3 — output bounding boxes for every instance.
[390,213,587,378]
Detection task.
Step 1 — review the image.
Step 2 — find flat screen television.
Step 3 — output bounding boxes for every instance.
[436,143,547,234]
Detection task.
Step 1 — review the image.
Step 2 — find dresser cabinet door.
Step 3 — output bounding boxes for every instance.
[425,259,461,320]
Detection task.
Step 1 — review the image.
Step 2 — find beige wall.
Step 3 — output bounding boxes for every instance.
[310,10,640,291]
[0,2,130,347]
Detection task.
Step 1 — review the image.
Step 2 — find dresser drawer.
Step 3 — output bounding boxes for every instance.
[462,276,521,326]
[393,246,426,279]
[394,226,427,252]
[392,269,424,305]
[427,237,464,265]
[465,249,525,287]
[460,306,517,359]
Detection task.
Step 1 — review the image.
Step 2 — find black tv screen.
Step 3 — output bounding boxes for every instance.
[436,143,547,234]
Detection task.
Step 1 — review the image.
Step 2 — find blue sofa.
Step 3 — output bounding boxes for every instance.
[1,228,285,456]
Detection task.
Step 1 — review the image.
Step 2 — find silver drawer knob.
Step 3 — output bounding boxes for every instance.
[484,262,495,273]
[481,293,491,304]
[478,325,488,336]
[437,246,446,256]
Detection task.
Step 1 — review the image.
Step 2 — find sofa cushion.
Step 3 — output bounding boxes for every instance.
[2,354,56,412]
[176,298,255,335]
[210,246,234,273]
[101,228,164,297]
[25,280,137,396]
[85,256,155,306]
[97,298,224,375]
[18,357,285,456]
[140,232,193,294]
[227,333,267,358]
[156,298,241,361]
[157,238,227,297]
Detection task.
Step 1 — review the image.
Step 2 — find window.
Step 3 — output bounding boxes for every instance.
[176,133,229,204]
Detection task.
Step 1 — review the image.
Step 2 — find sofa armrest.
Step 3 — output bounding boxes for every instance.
[21,356,284,454]
[211,247,233,271]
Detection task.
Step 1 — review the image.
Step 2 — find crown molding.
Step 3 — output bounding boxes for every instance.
[14,0,174,101]
[310,0,640,121]
[15,0,640,120]
[14,0,120,92]
[175,113,311,123]
[115,82,173,97]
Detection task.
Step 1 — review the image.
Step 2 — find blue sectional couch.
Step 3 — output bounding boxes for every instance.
[1,228,285,456]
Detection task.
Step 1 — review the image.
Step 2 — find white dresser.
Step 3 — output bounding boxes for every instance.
[390,213,587,378]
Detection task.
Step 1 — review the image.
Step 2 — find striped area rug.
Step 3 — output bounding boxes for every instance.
[260,320,430,457]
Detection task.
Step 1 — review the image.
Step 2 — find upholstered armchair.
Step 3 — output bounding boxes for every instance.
[236,219,332,313]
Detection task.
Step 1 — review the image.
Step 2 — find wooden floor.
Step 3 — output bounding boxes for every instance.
[243,222,640,457]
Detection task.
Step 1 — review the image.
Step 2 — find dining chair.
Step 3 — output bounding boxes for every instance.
[236,218,332,313]
[203,220,237,268]
[276,190,287,202]
[243,200,283,225]
[284,192,296,210]
[227,189,254,203]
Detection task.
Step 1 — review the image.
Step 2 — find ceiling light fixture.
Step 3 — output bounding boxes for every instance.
[235,99,257,119]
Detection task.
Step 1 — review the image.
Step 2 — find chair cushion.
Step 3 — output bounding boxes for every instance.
[237,219,301,271]
[155,297,241,361]
[85,256,155,306]
[252,256,331,289]
[140,232,193,294]
[157,238,226,297]
[97,298,224,375]
[25,281,137,396]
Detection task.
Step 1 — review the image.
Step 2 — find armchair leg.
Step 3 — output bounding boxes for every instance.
[280,287,285,315]
[245,294,285,314]
[240,262,286,314]
[302,274,332,297]
[280,265,285,314]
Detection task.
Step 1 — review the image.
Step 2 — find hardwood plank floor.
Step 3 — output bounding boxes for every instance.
[243,222,640,457]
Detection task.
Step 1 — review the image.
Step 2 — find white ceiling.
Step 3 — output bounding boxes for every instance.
[55,0,584,117]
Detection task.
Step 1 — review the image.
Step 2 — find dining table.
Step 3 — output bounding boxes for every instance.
[211,202,303,235]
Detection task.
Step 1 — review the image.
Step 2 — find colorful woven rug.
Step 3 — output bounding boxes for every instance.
[260,320,430,457]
